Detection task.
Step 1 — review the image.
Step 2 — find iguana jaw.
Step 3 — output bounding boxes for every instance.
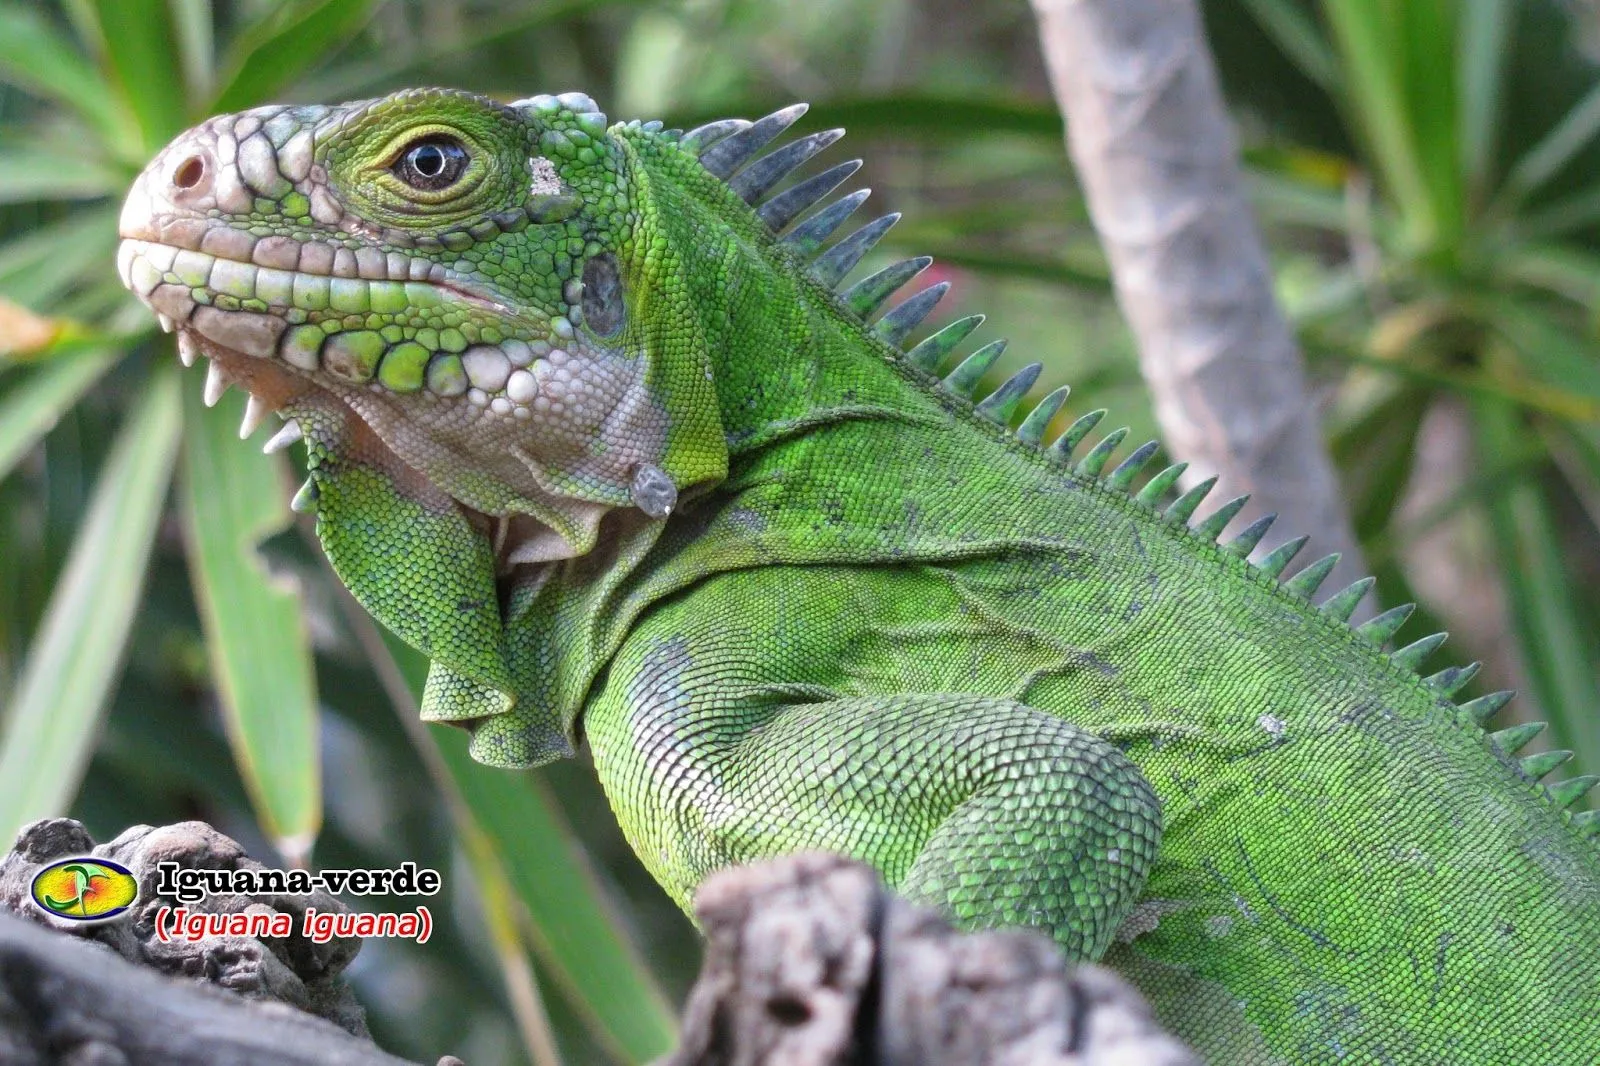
[114,235,548,405]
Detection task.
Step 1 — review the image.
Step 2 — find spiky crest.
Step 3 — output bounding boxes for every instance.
[682,103,1600,831]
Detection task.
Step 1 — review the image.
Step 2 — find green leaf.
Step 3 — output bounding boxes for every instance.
[0,365,181,841]
[1514,182,1600,241]
[1472,395,1600,780]
[1330,384,1429,542]
[458,811,564,1066]
[0,148,120,204]
[1480,290,1600,405]
[1321,0,1431,240]
[0,347,119,484]
[1457,0,1513,205]
[0,207,120,308]
[374,629,677,1065]
[0,2,130,155]
[167,0,214,103]
[1321,0,1464,249]
[1400,0,1464,246]
[180,385,321,859]
[88,0,188,146]
[1240,0,1339,90]
[209,0,381,115]
[1500,78,1600,208]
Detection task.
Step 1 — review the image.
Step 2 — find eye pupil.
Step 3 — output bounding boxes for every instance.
[394,137,468,191]
[413,146,444,176]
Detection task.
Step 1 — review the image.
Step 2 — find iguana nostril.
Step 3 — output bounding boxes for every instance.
[172,155,206,190]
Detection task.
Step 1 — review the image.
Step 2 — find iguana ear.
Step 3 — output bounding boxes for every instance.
[513,100,731,524]
[295,408,515,715]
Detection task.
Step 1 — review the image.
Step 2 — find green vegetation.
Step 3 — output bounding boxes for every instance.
[1,1,1597,1061]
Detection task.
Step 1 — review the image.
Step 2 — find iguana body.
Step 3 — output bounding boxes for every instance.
[117,89,1600,1063]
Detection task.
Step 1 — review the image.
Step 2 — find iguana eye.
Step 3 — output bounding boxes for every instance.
[393,136,469,191]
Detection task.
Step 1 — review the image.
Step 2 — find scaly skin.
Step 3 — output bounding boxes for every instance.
[118,89,1600,1063]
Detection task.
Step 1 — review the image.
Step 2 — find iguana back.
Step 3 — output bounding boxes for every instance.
[116,90,1600,1063]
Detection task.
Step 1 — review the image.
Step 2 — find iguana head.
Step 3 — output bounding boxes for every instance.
[118,88,727,567]
[118,88,745,762]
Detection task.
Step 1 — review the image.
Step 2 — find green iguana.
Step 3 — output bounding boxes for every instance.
[116,88,1600,1063]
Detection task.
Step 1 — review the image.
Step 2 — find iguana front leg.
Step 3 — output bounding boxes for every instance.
[585,624,1161,962]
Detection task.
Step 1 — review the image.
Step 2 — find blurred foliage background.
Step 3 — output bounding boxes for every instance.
[1,0,1598,1062]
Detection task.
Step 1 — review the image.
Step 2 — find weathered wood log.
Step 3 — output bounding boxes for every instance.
[0,911,438,1066]
[660,853,1195,1066]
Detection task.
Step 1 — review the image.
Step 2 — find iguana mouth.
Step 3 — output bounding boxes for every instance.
[116,235,549,409]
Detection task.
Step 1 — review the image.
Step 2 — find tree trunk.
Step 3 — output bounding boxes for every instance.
[1028,0,1370,600]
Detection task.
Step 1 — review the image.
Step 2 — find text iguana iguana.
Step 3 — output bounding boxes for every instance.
[116,89,1600,1063]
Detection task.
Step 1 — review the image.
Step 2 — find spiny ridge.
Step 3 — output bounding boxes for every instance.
[1425,662,1479,699]
[1191,494,1250,543]
[729,128,844,203]
[1165,476,1217,524]
[1458,690,1514,726]
[1551,775,1600,808]
[1134,462,1187,507]
[1075,428,1130,479]
[760,160,863,232]
[699,104,808,179]
[1223,512,1275,557]
[1391,632,1447,673]
[811,213,900,287]
[843,256,930,318]
[1492,722,1545,756]
[1254,535,1308,580]
[874,283,949,347]
[782,190,870,256]
[1522,749,1573,779]
[1050,410,1108,465]
[681,118,748,156]
[1017,387,1070,446]
[1104,440,1160,493]
[974,362,1042,424]
[942,340,1006,398]
[1320,577,1375,622]
[1282,554,1339,601]
[1357,603,1414,646]
[906,315,983,374]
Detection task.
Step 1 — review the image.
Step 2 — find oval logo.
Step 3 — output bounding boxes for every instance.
[30,858,138,921]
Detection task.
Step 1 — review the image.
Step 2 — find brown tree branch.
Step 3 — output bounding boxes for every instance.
[659,853,1196,1066]
[1027,0,1370,600]
[0,911,437,1066]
